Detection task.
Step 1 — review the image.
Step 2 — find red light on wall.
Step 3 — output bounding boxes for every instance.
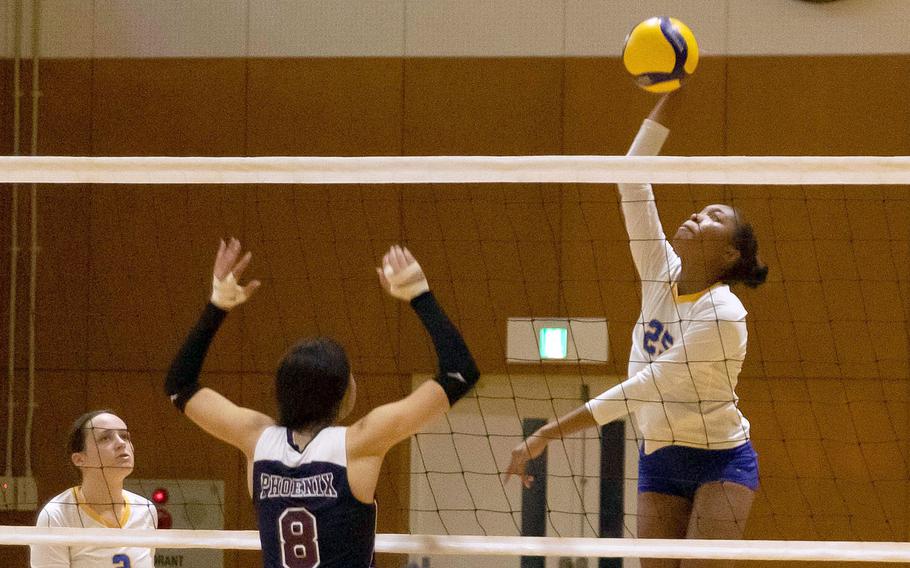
[151,488,169,505]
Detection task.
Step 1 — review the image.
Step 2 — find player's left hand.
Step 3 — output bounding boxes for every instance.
[211,237,260,310]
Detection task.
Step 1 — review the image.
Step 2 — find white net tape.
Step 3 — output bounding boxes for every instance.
[1,155,909,185]
[2,527,910,562]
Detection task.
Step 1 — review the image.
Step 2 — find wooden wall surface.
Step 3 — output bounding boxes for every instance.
[0,55,907,567]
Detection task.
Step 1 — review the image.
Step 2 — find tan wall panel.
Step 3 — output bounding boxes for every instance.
[564,57,728,155]
[247,58,404,156]
[93,59,247,156]
[727,56,910,155]
[18,60,94,156]
[8,61,91,367]
[10,0,910,58]
[0,60,11,154]
[34,187,91,370]
[403,58,563,154]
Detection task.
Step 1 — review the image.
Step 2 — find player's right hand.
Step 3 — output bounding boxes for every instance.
[211,238,260,310]
[377,245,429,302]
[504,433,550,489]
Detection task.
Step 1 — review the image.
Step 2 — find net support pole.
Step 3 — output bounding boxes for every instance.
[522,418,548,568]
[600,420,625,568]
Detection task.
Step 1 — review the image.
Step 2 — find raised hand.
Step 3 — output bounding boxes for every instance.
[376,245,429,302]
[211,238,261,310]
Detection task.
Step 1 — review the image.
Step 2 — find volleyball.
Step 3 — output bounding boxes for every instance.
[622,16,699,93]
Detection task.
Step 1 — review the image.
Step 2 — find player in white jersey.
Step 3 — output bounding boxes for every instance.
[31,410,157,568]
[506,92,768,568]
[165,240,479,567]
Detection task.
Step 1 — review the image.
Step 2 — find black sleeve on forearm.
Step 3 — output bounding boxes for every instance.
[410,291,480,406]
[165,302,227,412]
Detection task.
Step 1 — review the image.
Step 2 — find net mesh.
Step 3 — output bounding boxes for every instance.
[2,177,906,567]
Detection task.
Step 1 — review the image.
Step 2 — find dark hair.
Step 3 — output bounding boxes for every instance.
[720,220,769,288]
[276,337,351,431]
[67,408,117,472]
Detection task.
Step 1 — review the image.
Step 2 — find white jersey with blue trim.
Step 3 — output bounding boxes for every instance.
[586,118,751,454]
[253,425,376,568]
[30,487,156,568]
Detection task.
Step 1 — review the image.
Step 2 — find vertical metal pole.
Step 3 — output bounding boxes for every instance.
[599,420,625,568]
[6,0,24,481]
[24,0,42,482]
[577,383,590,568]
[521,418,548,568]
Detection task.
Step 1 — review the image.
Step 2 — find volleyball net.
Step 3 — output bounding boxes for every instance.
[0,155,907,566]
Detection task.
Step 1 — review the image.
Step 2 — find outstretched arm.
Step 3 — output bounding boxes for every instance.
[507,299,746,487]
[619,93,679,282]
[165,238,272,458]
[645,90,681,126]
[347,246,480,459]
[505,402,599,488]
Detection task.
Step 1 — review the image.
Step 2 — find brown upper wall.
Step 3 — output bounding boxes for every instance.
[0,54,907,567]
[0,54,907,385]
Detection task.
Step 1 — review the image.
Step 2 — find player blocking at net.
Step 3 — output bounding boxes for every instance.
[165,239,479,568]
[506,90,768,568]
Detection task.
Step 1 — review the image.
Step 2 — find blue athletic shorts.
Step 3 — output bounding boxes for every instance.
[638,441,759,500]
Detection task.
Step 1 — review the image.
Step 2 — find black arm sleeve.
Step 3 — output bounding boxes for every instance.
[165,302,227,412]
[410,291,480,406]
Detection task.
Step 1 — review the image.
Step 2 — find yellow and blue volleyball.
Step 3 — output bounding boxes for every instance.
[622,17,699,93]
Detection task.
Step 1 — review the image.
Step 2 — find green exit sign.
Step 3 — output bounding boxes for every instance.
[538,327,568,359]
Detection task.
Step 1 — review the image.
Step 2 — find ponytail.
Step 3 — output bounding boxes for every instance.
[721,221,768,288]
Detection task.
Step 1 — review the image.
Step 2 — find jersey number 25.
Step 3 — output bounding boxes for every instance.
[644,319,674,356]
[279,507,320,568]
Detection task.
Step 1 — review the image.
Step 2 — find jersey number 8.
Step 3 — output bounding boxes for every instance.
[279,507,320,568]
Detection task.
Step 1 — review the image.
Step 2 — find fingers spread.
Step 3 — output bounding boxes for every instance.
[233,251,253,278]
[393,245,408,269]
[376,267,390,289]
[213,238,258,300]
[242,280,261,298]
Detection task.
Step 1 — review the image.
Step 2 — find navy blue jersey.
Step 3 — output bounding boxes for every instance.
[253,426,376,568]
